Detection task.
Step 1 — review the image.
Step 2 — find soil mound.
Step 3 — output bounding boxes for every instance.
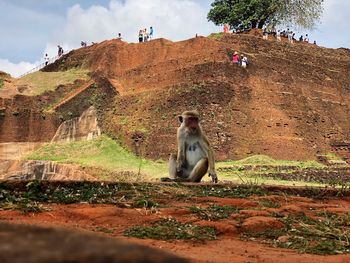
[2,33,350,161]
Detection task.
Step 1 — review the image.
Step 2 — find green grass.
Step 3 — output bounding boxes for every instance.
[124,218,217,241]
[208,32,225,39]
[216,155,334,187]
[324,153,348,165]
[244,213,350,255]
[218,155,325,168]
[25,137,345,186]
[25,137,338,186]
[17,68,90,95]
[25,135,167,179]
[0,79,3,89]
[190,205,240,221]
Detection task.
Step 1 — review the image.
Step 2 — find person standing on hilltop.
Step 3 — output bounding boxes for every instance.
[57,45,63,57]
[288,31,293,43]
[223,23,229,33]
[150,26,154,39]
[143,28,149,42]
[138,30,143,43]
[44,54,49,66]
[304,34,309,43]
[276,30,281,42]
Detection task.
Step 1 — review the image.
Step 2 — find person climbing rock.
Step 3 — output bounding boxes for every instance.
[241,54,248,68]
[231,51,240,65]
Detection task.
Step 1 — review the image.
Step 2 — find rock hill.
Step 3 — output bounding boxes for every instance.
[1,32,349,161]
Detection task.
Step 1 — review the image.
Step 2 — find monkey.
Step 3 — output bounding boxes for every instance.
[0,222,188,263]
[161,110,218,183]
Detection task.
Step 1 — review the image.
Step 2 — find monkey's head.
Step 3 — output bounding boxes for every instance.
[179,110,200,134]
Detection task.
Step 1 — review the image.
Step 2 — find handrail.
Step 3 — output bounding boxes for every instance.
[18,52,68,78]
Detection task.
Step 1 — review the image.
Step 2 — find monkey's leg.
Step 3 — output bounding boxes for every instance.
[188,158,208,183]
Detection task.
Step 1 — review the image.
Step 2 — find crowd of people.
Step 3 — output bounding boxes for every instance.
[263,27,316,45]
[138,26,154,43]
[223,24,317,45]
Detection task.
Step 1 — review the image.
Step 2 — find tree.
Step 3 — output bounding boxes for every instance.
[276,0,324,29]
[207,0,324,30]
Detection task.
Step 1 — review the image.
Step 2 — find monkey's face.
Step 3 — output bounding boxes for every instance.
[185,116,199,134]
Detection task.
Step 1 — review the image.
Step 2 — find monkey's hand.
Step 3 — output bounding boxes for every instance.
[176,162,184,174]
[208,171,218,183]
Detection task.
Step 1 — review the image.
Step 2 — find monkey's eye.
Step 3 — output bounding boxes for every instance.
[188,117,198,122]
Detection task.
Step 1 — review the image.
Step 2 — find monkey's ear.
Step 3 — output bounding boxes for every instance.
[178,115,183,123]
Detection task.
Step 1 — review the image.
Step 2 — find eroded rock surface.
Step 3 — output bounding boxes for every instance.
[0,160,95,180]
[52,106,101,142]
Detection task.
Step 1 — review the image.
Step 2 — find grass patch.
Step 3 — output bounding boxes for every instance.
[94,226,114,234]
[258,200,281,208]
[17,68,90,95]
[218,155,324,168]
[190,205,240,221]
[208,32,224,39]
[132,197,159,209]
[0,79,3,89]
[0,181,274,208]
[324,153,348,166]
[0,200,49,214]
[217,155,350,186]
[124,218,216,241]
[25,135,167,179]
[243,213,350,255]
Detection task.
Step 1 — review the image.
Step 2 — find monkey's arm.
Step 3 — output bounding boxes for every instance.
[201,135,218,183]
[176,129,186,172]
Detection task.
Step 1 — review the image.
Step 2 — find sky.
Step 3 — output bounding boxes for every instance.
[0,0,349,77]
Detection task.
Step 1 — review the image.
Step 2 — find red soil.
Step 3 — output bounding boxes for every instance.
[1,193,349,263]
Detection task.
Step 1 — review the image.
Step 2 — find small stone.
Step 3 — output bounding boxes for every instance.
[277,236,289,243]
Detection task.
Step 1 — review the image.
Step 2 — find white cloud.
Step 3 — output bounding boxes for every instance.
[1,0,220,78]
[47,0,219,49]
[0,59,39,78]
[310,0,350,48]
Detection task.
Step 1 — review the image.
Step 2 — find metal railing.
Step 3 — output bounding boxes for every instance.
[18,52,68,78]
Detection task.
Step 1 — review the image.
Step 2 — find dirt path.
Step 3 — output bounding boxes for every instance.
[1,191,349,263]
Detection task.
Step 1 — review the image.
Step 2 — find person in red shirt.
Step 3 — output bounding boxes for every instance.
[223,23,229,33]
[231,51,240,65]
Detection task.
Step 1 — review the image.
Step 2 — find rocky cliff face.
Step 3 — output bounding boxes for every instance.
[51,106,101,142]
[0,160,95,181]
[0,106,102,180]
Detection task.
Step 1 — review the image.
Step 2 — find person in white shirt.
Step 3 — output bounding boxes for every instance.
[276,30,281,42]
[241,55,248,68]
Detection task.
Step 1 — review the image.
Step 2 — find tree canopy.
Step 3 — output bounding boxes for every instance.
[207,0,324,30]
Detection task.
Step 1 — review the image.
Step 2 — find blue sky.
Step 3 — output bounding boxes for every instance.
[0,0,349,77]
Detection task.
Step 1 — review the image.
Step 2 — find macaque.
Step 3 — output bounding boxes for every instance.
[162,110,218,183]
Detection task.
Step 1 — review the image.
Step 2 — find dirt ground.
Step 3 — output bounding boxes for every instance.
[1,182,349,263]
